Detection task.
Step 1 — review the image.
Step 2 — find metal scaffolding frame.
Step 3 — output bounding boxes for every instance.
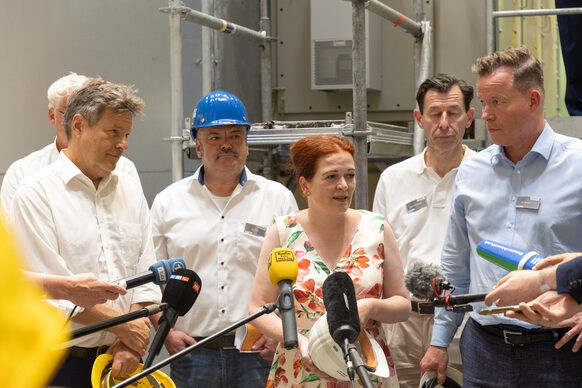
[485,1,582,54]
[161,0,431,209]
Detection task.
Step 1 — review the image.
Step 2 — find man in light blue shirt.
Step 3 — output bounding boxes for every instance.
[420,47,582,387]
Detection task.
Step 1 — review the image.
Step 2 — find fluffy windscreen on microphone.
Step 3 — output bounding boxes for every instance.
[161,268,201,316]
[405,261,446,300]
[322,271,360,344]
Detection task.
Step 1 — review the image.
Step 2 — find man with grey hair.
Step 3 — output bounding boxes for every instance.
[1,72,140,214]
[421,47,582,387]
[9,78,161,388]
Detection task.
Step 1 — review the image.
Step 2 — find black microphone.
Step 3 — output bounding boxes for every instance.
[322,271,360,344]
[143,268,201,368]
[113,258,186,289]
[322,272,373,388]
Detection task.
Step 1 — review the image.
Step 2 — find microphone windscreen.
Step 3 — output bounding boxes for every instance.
[268,248,298,287]
[405,261,445,300]
[161,268,201,316]
[322,271,360,342]
[149,258,186,285]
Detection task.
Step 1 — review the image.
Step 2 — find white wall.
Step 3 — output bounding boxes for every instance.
[0,0,185,204]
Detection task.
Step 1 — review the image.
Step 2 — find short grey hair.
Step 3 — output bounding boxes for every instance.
[47,72,88,109]
[63,77,145,140]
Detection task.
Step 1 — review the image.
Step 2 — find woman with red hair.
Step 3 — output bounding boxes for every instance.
[249,135,410,387]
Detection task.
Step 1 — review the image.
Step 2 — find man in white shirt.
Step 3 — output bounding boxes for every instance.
[1,72,140,214]
[9,78,161,388]
[150,90,298,388]
[373,74,476,388]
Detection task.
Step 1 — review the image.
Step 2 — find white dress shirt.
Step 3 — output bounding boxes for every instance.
[151,166,298,337]
[9,152,160,348]
[373,146,476,272]
[1,139,141,214]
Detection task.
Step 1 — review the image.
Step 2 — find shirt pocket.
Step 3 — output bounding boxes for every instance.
[116,222,143,266]
[235,221,268,270]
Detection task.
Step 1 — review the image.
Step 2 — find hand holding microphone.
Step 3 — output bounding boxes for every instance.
[268,248,299,349]
[113,257,186,290]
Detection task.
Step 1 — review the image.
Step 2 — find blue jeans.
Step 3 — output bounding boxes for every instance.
[170,347,271,388]
[460,318,582,387]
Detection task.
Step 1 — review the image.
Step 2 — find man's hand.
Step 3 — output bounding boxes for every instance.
[420,346,448,385]
[107,340,141,378]
[46,273,126,308]
[110,317,151,356]
[485,269,555,307]
[163,329,196,355]
[251,335,278,361]
[506,291,581,326]
[534,252,582,270]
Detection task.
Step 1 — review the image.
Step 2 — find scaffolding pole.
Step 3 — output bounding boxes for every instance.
[485,4,582,53]
[168,0,184,182]
[161,2,274,181]
[351,0,369,210]
[365,0,423,37]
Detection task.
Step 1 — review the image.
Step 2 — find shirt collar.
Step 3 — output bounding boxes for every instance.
[490,121,553,166]
[414,147,429,175]
[58,151,117,188]
[196,165,249,186]
[416,145,469,175]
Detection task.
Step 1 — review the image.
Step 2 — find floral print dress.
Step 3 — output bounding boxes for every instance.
[266,210,396,388]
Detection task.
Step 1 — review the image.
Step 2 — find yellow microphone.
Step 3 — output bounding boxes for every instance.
[267,248,298,349]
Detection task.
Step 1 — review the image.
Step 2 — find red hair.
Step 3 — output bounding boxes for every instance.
[290,135,355,182]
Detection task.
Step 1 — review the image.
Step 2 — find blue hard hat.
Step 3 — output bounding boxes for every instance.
[190,90,250,140]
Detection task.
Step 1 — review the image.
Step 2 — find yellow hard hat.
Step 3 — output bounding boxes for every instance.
[91,354,175,388]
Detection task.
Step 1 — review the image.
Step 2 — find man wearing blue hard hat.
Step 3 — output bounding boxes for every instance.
[150,90,298,387]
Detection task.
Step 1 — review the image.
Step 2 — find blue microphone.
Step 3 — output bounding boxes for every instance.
[114,258,186,289]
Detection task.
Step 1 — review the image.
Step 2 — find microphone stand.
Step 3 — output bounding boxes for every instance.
[111,303,278,388]
[71,303,168,339]
[341,338,373,388]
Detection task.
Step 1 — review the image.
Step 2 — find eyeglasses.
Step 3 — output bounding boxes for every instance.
[58,110,65,116]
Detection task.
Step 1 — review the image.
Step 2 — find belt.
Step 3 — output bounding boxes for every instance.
[475,321,565,346]
[68,345,109,359]
[194,334,237,350]
[411,300,435,315]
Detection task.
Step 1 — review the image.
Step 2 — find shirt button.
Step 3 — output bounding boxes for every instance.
[220,238,224,242]
[221,285,225,290]
[516,170,521,174]
[512,196,516,201]
[220,261,224,266]
[221,216,225,219]
[221,309,225,313]
[507,223,513,228]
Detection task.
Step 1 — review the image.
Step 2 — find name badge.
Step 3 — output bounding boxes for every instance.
[244,223,267,237]
[515,196,540,210]
[406,198,428,214]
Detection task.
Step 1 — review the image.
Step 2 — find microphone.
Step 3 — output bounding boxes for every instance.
[322,271,373,388]
[268,248,298,349]
[113,258,186,290]
[405,261,486,311]
[143,268,201,368]
[405,261,452,300]
[476,240,544,271]
[322,271,360,344]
